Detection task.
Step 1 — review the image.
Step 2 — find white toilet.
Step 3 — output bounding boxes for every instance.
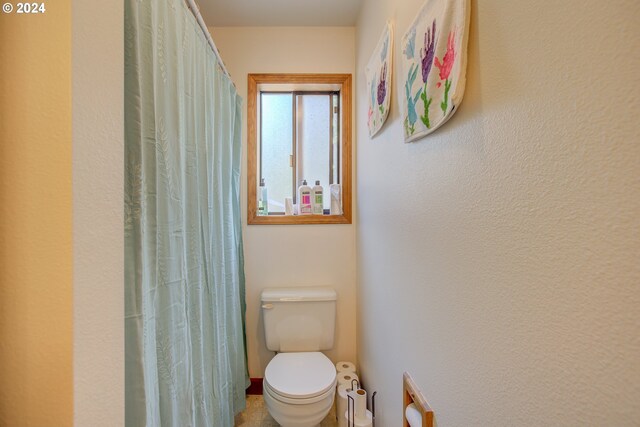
[261,287,338,427]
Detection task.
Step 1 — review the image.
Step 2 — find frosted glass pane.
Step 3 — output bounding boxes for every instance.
[297,95,331,210]
[332,94,339,186]
[261,93,293,213]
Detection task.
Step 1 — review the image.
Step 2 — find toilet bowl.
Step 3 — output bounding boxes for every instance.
[263,352,337,427]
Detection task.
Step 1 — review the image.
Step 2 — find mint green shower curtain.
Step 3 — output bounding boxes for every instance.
[124,0,248,425]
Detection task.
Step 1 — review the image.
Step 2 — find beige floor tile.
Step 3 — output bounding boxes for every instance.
[235,395,338,427]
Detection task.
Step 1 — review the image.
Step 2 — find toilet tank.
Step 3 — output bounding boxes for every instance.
[261,287,337,352]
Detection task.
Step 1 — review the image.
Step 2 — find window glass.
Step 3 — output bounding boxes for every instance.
[331,93,340,187]
[261,93,293,213]
[296,94,331,210]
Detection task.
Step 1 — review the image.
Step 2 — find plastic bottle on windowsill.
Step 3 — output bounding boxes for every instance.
[298,180,312,215]
[312,180,324,215]
[330,183,342,215]
[258,178,268,216]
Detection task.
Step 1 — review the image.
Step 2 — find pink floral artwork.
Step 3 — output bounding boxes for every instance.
[434,30,456,113]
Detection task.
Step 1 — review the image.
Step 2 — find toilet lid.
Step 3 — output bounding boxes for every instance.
[264,352,336,399]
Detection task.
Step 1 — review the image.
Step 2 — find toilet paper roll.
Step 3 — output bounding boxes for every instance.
[405,403,422,427]
[336,384,351,427]
[335,361,356,373]
[337,371,359,389]
[330,184,342,215]
[343,408,373,427]
[347,388,367,421]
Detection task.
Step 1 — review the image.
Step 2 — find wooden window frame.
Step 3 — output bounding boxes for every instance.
[247,73,352,225]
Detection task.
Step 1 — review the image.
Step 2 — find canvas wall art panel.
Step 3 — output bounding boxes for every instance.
[366,22,393,137]
[400,0,470,142]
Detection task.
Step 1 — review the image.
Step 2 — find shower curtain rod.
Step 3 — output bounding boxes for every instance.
[185,0,232,81]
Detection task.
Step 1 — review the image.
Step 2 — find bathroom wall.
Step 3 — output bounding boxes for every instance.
[0,3,73,426]
[356,0,640,425]
[72,0,124,425]
[210,27,357,377]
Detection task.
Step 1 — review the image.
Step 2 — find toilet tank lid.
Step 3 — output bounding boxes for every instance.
[261,287,336,302]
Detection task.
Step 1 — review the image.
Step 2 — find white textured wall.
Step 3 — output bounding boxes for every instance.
[72,0,124,425]
[356,0,640,425]
[210,27,357,377]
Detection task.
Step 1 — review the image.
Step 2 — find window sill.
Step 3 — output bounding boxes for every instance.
[247,213,351,225]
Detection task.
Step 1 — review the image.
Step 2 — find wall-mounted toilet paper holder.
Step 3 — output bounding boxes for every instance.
[403,371,433,427]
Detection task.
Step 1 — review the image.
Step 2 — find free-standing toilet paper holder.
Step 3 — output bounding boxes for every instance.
[347,383,377,427]
[371,391,377,427]
[346,392,356,427]
[403,371,433,427]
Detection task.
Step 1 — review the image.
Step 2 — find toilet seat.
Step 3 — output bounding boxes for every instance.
[264,352,336,401]
[264,377,335,406]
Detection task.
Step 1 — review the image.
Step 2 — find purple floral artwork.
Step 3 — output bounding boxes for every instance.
[377,62,387,114]
[419,19,437,129]
[420,20,437,84]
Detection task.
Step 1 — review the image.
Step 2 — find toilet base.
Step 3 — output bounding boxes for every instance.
[263,381,335,427]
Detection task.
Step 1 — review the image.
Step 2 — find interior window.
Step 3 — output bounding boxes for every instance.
[247,74,352,225]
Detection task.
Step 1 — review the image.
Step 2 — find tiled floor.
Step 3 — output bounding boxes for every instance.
[234,395,338,427]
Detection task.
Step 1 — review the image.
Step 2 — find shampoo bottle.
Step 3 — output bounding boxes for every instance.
[312,180,324,215]
[298,180,312,215]
[258,178,268,216]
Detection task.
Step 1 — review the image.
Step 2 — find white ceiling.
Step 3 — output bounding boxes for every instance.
[198,0,364,27]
